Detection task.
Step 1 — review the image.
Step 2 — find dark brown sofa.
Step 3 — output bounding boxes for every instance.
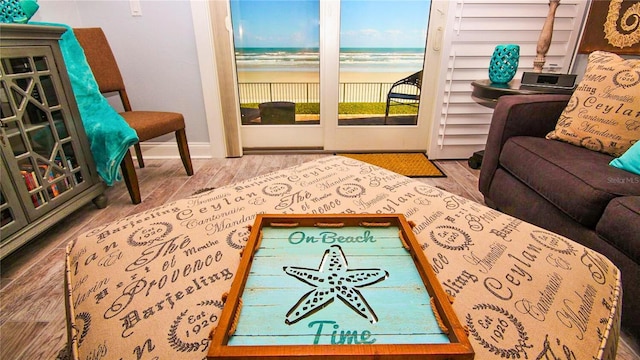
[479,94,640,339]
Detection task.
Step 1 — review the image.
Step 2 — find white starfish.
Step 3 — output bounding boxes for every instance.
[283,245,388,325]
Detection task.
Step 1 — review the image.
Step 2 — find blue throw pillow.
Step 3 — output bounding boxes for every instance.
[610,141,640,176]
[1,0,39,24]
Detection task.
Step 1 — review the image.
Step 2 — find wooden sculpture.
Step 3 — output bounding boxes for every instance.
[534,0,560,72]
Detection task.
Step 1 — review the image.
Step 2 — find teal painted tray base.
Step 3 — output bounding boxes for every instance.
[229,226,450,346]
[208,214,475,359]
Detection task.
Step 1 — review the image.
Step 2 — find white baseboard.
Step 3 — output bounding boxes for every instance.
[135,142,216,160]
[136,141,479,160]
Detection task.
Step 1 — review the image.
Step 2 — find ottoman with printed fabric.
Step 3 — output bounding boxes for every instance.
[65,156,622,359]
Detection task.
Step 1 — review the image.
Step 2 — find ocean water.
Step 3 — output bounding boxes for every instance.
[235,47,424,72]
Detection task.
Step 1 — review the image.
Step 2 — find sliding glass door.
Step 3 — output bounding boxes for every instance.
[231,0,323,149]
[338,2,428,127]
[228,0,444,151]
[329,0,440,151]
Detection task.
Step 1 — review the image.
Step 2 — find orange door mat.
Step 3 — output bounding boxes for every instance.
[337,153,445,178]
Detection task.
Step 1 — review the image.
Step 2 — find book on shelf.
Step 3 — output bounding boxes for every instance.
[54,157,72,188]
[20,163,61,200]
[20,170,45,207]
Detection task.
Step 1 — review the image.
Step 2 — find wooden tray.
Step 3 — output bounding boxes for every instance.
[208,214,474,359]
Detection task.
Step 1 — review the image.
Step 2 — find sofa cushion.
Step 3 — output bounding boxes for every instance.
[546,51,640,157]
[597,196,640,264]
[499,136,640,228]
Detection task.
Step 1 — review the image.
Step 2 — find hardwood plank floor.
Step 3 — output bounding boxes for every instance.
[0,155,638,359]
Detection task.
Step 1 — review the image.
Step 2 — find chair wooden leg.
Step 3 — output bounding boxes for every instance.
[134,143,144,168]
[176,128,194,176]
[120,149,141,204]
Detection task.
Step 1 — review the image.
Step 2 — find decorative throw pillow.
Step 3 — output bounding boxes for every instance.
[610,140,640,176]
[546,51,640,157]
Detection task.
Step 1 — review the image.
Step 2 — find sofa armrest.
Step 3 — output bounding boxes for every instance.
[479,94,571,197]
[597,196,640,264]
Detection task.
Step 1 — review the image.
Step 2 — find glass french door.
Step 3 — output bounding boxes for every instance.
[229,0,444,151]
[230,0,322,149]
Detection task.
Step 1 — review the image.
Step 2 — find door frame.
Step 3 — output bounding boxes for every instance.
[189,0,448,157]
[190,0,238,158]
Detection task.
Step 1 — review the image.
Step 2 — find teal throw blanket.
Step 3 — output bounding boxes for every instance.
[33,22,139,186]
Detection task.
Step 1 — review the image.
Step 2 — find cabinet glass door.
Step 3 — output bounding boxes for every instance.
[0,46,91,220]
[0,165,28,240]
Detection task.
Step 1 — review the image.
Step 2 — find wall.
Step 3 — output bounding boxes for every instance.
[31,0,213,155]
[32,1,631,160]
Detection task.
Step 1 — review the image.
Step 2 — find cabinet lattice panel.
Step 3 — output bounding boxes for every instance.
[1,24,105,259]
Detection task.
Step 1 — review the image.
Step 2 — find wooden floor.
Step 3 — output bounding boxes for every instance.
[1,155,638,359]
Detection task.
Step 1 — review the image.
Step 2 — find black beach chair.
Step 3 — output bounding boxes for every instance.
[384,70,422,124]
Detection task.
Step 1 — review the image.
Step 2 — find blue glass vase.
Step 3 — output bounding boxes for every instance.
[489,44,520,84]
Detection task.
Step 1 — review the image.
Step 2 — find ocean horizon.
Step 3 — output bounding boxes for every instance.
[235,47,424,73]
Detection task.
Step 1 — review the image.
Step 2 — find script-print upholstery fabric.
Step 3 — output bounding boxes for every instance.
[65,156,621,359]
[545,51,640,157]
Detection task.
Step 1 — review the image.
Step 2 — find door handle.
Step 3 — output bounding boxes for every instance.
[433,26,443,51]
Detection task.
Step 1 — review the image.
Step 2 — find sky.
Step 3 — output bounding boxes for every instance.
[230,0,431,48]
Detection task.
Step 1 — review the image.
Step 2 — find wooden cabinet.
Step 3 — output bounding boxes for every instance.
[0,24,106,259]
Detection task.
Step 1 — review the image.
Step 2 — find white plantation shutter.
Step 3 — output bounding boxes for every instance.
[427,0,588,159]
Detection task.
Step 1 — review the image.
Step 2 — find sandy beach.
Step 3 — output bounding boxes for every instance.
[238,71,415,83]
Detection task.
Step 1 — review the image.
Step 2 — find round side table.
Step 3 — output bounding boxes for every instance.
[468,79,573,168]
[470,79,555,108]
